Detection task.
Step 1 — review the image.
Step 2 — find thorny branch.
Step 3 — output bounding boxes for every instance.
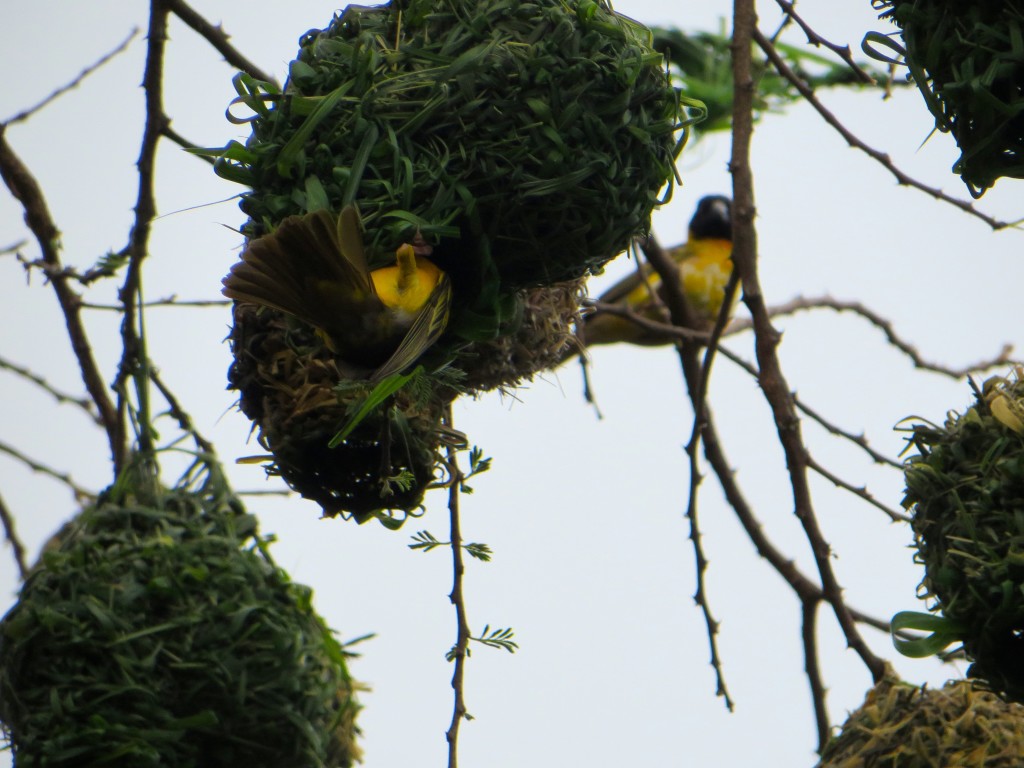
[0,440,95,503]
[0,129,123,468]
[165,0,279,86]
[2,28,140,126]
[753,26,1012,231]
[734,0,884,747]
[113,0,171,468]
[639,234,736,711]
[773,0,874,84]
[0,492,28,581]
[0,354,101,424]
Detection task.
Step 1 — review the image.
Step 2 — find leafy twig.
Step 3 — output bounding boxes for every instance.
[443,405,471,768]
[2,28,139,126]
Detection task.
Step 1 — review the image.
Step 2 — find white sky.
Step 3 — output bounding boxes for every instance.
[2,2,1023,766]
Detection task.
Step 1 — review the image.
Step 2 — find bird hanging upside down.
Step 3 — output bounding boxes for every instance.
[581,194,733,347]
[222,205,451,382]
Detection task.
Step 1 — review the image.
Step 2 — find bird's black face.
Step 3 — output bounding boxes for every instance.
[689,195,732,241]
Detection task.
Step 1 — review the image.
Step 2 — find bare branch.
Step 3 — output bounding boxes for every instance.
[807,456,911,523]
[753,26,1012,231]
[746,295,1017,378]
[773,0,874,84]
[735,1,885,683]
[161,124,215,165]
[800,599,830,754]
[165,0,278,86]
[0,440,95,502]
[0,491,28,582]
[113,0,172,466]
[3,28,139,126]
[0,128,122,468]
[0,354,101,424]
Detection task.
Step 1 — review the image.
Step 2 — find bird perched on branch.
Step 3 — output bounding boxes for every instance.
[222,205,451,381]
[581,194,733,347]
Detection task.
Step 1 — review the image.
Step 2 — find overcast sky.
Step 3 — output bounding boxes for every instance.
[2,2,1023,766]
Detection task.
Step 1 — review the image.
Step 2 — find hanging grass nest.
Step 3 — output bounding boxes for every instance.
[456,278,585,393]
[0,480,361,767]
[216,0,689,299]
[818,668,1024,767]
[901,369,1024,701]
[229,300,456,524]
[868,0,1024,197]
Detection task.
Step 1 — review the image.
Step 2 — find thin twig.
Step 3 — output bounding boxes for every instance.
[165,0,278,86]
[82,297,231,310]
[808,456,910,523]
[735,295,1016,378]
[753,27,1011,231]
[594,271,906,472]
[0,128,122,467]
[0,354,101,424]
[735,3,886,683]
[801,599,830,754]
[0,491,29,581]
[113,0,171,469]
[161,124,215,164]
[0,440,95,502]
[638,235,736,711]
[3,28,139,126]
[149,368,215,455]
[444,404,470,768]
[773,0,874,83]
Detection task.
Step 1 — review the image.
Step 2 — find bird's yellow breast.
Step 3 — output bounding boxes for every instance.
[371,245,444,318]
[678,238,733,318]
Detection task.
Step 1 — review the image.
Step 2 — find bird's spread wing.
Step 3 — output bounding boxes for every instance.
[370,274,452,382]
[222,208,378,332]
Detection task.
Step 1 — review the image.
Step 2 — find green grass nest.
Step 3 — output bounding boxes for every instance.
[229,300,453,524]
[901,370,1024,701]
[870,0,1024,197]
[818,668,1024,767]
[216,0,690,305]
[0,482,361,767]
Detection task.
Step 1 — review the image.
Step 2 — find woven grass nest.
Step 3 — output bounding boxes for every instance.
[870,0,1024,197]
[818,669,1024,767]
[215,0,688,522]
[901,369,1024,701]
[229,301,453,523]
[0,480,361,767]
[223,0,687,292]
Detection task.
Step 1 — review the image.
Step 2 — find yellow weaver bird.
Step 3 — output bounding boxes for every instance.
[582,194,733,347]
[222,205,451,381]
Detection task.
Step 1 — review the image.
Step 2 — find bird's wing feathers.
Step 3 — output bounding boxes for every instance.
[222,208,379,330]
[370,274,452,382]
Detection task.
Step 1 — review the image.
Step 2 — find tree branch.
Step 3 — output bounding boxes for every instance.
[734,3,886,683]
[165,0,278,86]
[0,128,122,467]
[753,26,1012,231]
